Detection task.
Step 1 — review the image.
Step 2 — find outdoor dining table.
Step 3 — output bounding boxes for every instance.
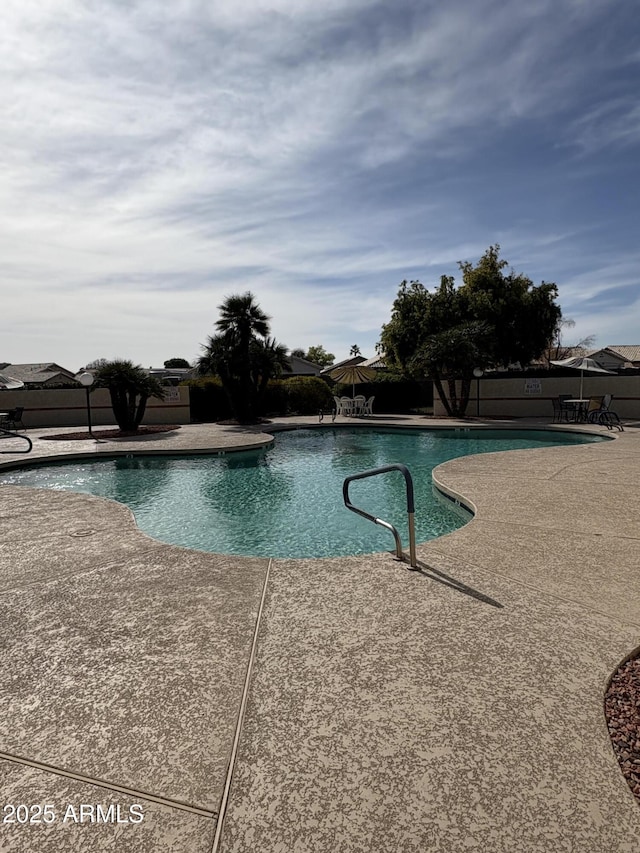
[564,399,590,422]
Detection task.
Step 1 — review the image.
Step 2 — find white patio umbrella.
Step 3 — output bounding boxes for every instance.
[0,373,24,390]
[550,356,614,398]
[329,363,376,397]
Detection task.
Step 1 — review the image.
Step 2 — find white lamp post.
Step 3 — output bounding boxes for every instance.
[76,372,95,438]
[473,368,484,417]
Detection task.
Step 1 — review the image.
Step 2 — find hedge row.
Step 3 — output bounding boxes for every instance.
[332,380,432,413]
[184,376,432,422]
[184,376,333,421]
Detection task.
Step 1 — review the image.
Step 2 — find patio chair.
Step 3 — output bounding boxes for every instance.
[553,396,573,422]
[1,407,25,431]
[585,397,604,423]
[333,396,352,417]
[362,396,375,416]
[596,394,624,431]
[352,395,366,415]
[340,397,354,416]
[558,394,576,422]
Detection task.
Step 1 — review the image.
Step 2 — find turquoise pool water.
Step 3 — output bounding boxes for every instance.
[1,428,602,558]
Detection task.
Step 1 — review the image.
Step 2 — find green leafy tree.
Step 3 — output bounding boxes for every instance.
[304,345,335,367]
[164,358,191,369]
[84,358,108,370]
[381,246,561,417]
[349,344,362,357]
[290,348,306,358]
[93,360,165,432]
[197,292,289,422]
[460,246,560,370]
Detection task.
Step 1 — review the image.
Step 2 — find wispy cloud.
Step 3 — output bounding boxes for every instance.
[0,0,639,366]
[569,98,640,154]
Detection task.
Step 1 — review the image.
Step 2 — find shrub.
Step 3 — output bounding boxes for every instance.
[261,379,289,417]
[183,377,232,422]
[284,376,333,414]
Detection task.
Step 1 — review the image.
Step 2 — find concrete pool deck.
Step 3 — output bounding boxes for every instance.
[0,416,639,851]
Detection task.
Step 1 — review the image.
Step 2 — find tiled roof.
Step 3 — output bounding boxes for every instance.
[361,355,387,368]
[286,356,323,374]
[1,363,78,383]
[536,345,640,366]
[606,346,640,362]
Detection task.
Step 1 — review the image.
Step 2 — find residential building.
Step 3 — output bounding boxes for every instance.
[0,362,79,387]
[286,355,323,376]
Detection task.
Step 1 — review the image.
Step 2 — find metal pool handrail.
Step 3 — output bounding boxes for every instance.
[0,427,32,454]
[342,463,417,569]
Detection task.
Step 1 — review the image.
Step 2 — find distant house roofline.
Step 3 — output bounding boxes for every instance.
[286,355,323,376]
[287,355,322,368]
[601,345,640,363]
[361,355,386,369]
[0,363,79,384]
[320,355,365,375]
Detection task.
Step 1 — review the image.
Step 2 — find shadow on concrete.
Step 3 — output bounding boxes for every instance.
[345,414,418,422]
[411,559,504,608]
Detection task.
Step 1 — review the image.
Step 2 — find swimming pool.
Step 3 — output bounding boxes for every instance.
[1,427,603,558]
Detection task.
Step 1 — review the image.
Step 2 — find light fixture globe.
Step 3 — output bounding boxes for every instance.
[77,371,94,387]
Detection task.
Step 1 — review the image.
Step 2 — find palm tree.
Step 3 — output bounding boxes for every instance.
[216,292,270,346]
[250,337,291,406]
[198,294,288,422]
[93,360,164,432]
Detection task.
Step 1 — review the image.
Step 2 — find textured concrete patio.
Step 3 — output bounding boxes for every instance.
[0,418,639,851]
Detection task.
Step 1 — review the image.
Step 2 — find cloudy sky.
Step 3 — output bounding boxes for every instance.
[2,0,638,370]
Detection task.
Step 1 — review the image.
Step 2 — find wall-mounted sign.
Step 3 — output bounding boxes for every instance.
[524,379,541,395]
[163,387,181,402]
